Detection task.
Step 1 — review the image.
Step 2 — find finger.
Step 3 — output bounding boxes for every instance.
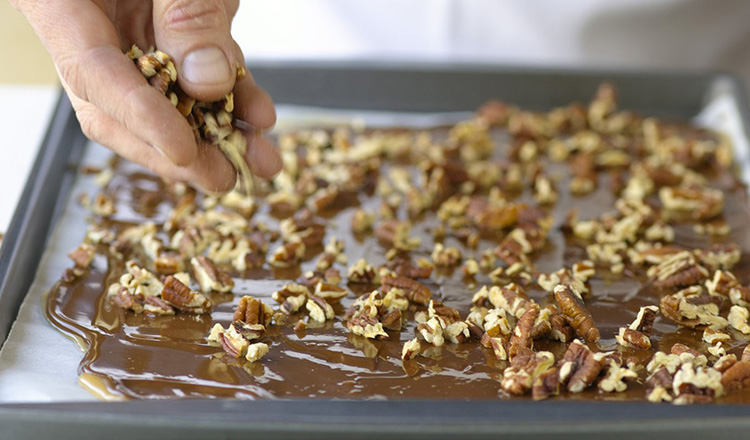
[224,0,240,21]
[242,131,283,179]
[22,1,198,167]
[74,101,238,193]
[153,0,237,101]
[231,44,277,129]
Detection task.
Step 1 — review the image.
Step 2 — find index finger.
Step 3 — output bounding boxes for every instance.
[19,0,198,166]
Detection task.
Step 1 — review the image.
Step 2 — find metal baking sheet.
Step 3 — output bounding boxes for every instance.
[2,63,750,439]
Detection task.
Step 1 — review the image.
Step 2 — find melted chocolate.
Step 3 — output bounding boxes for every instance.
[45,125,750,403]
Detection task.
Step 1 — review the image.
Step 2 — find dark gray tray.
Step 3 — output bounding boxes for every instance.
[1,63,750,440]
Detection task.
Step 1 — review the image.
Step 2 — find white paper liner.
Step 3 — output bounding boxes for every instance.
[0,98,747,402]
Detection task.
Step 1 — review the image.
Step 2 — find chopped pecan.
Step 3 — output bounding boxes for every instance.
[531,367,560,401]
[245,342,270,363]
[659,185,724,221]
[347,259,379,284]
[120,261,164,298]
[67,244,95,268]
[428,299,461,326]
[508,302,540,358]
[401,338,422,360]
[500,348,555,395]
[558,340,602,393]
[374,220,419,251]
[722,361,750,392]
[218,324,248,358]
[143,296,175,315]
[271,283,310,314]
[729,286,750,307]
[647,251,709,288]
[481,332,509,361]
[554,283,600,343]
[347,313,388,340]
[306,295,335,323]
[417,317,445,346]
[381,274,431,305]
[705,270,740,297]
[615,328,651,350]
[487,284,531,319]
[598,360,638,393]
[713,354,737,373]
[161,275,212,314]
[672,363,723,401]
[660,286,728,329]
[548,309,575,343]
[351,208,375,234]
[268,241,306,268]
[191,255,234,293]
[728,305,750,334]
[234,295,273,327]
[314,282,348,303]
[381,309,402,331]
[696,243,740,272]
[387,258,433,279]
[109,284,143,313]
[431,243,463,267]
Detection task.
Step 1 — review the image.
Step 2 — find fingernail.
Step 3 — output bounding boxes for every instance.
[182,47,232,85]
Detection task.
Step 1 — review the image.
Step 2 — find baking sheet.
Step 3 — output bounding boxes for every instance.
[0,90,749,403]
[2,65,750,439]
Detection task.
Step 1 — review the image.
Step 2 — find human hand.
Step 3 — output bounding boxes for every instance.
[10,0,282,192]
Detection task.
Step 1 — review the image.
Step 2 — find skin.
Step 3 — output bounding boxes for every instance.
[10,0,283,193]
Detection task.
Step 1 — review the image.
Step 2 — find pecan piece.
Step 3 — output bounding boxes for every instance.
[109,285,143,313]
[647,251,709,289]
[381,274,431,305]
[268,241,306,268]
[616,305,658,349]
[234,295,273,327]
[161,275,212,314]
[531,367,560,401]
[554,283,600,343]
[659,185,724,221]
[67,243,95,268]
[191,255,234,293]
[245,342,270,363]
[721,360,750,392]
[558,340,602,393]
[387,259,433,279]
[696,243,740,272]
[347,314,388,340]
[508,302,540,358]
[271,283,310,314]
[314,281,348,303]
[401,338,422,360]
[705,270,740,297]
[348,259,380,284]
[500,348,555,395]
[660,286,728,329]
[728,305,750,334]
[672,363,723,402]
[306,294,335,323]
[143,295,175,315]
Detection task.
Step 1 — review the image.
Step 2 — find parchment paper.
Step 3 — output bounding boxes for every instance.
[0,100,746,403]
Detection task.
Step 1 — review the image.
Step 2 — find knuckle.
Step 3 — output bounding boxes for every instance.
[76,111,99,141]
[162,0,227,33]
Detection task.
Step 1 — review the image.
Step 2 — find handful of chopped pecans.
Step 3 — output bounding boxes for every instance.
[126,44,254,195]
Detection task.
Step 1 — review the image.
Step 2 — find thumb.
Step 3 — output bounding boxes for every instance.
[153,0,237,101]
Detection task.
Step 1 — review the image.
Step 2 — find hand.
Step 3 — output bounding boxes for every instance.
[11,0,282,192]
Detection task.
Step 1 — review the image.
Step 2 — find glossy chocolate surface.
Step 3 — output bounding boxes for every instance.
[45,122,750,403]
